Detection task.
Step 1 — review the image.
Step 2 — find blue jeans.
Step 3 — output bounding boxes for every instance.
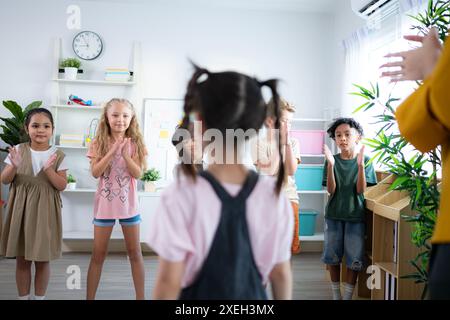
[321,218,365,271]
[93,214,142,227]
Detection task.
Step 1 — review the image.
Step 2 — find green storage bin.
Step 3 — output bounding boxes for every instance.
[299,209,318,236]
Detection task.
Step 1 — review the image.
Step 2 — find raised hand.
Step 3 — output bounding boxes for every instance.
[380,27,442,82]
[323,144,335,166]
[121,138,132,158]
[357,145,365,167]
[44,153,58,171]
[111,137,125,153]
[280,121,289,146]
[8,146,22,168]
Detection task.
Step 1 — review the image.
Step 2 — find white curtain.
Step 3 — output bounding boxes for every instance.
[340,0,428,167]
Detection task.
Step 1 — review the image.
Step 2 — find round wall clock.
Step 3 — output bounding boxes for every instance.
[72,31,103,60]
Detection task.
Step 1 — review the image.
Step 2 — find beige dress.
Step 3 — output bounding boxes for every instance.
[0,143,65,262]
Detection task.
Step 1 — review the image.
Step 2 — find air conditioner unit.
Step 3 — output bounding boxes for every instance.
[351,0,394,19]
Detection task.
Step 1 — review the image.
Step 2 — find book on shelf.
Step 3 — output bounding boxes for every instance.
[104,68,131,82]
[385,273,397,300]
[59,134,85,147]
[393,222,398,263]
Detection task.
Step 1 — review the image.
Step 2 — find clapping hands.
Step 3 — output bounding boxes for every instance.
[8,147,22,168]
[44,153,58,171]
[380,27,442,82]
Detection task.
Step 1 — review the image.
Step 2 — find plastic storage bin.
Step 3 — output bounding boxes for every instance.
[299,209,318,236]
[290,130,325,155]
[295,165,324,191]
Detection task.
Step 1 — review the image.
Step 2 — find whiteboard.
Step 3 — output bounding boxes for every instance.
[142,98,184,182]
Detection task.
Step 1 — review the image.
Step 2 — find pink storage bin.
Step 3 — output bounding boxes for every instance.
[290,130,325,155]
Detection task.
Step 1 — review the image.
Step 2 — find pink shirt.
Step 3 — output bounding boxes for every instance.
[87,140,138,219]
[146,173,293,288]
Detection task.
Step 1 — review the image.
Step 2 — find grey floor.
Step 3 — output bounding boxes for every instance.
[0,253,332,300]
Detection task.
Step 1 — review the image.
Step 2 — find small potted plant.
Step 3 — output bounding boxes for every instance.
[66,173,77,190]
[141,168,161,192]
[60,58,81,80]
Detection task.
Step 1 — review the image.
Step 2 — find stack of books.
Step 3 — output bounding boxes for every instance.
[104,68,131,82]
[59,134,85,147]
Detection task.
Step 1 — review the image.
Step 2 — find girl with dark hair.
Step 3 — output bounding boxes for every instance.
[1,108,68,300]
[147,65,294,300]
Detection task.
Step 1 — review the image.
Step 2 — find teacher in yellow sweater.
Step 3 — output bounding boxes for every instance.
[381,27,449,299]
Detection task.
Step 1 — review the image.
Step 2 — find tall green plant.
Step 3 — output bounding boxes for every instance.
[351,1,449,298]
[0,100,42,152]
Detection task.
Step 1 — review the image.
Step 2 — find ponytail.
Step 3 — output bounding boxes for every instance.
[259,79,285,195]
[178,64,210,180]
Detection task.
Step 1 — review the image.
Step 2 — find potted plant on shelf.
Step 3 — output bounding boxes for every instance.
[141,168,161,192]
[60,58,81,80]
[66,173,77,190]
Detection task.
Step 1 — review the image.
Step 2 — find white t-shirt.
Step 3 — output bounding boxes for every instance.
[5,145,68,176]
[251,136,301,202]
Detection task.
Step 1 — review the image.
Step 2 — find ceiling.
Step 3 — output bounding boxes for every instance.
[80,0,339,13]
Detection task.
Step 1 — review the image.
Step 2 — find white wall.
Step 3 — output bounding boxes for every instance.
[0,0,340,227]
[0,0,336,120]
[329,0,366,117]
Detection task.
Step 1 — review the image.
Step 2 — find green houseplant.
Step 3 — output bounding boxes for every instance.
[60,58,81,80]
[350,0,449,299]
[66,173,77,190]
[141,168,161,192]
[0,100,42,152]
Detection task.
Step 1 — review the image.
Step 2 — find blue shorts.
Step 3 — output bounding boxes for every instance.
[93,214,142,227]
[321,218,365,271]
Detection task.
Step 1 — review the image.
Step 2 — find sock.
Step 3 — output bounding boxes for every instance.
[17,294,30,300]
[33,295,46,300]
[343,283,355,300]
[331,282,341,300]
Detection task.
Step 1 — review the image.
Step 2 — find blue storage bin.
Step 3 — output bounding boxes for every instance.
[295,165,324,191]
[299,209,318,236]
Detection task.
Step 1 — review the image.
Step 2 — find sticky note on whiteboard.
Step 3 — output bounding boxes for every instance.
[159,130,169,139]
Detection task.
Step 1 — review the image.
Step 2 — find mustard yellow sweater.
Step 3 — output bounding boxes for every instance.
[396,38,450,244]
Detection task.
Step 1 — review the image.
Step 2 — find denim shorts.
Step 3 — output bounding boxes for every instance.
[321,218,365,271]
[93,214,142,227]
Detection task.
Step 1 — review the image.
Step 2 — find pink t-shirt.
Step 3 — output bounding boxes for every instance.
[146,173,293,288]
[87,140,138,219]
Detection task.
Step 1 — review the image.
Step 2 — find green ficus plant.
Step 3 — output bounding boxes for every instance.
[351,0,449,299]
[60,58,81,69]
[0,100,42,152]
[141,168,161,182]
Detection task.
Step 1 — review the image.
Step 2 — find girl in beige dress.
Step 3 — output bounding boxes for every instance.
[1,108,68,300]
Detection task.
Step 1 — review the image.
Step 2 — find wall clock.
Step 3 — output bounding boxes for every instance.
[72,31,103,60]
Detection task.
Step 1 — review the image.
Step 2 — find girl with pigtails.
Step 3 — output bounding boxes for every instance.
[147,64,294,300]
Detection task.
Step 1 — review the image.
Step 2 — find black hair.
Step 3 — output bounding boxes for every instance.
[178,63,285,194]
[326,117,364,140]
[24,108,54,129]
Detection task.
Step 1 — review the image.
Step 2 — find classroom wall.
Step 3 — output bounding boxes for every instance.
[0,0,337,121]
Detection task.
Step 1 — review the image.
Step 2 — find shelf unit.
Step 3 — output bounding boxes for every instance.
[51,37,144,242]
[291,115,332,249]
[346,174,424,300]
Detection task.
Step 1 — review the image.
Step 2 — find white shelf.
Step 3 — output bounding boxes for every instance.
[300,154,325,158]
[51,104,103,110]
[63,189,163,197]
[297,190,328,194]
[55,145,87,149]
[63,231,124,240]
[63,188,96,193]
[53,79,136,86]
[299,232,324,241]
[292,118,329,122]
